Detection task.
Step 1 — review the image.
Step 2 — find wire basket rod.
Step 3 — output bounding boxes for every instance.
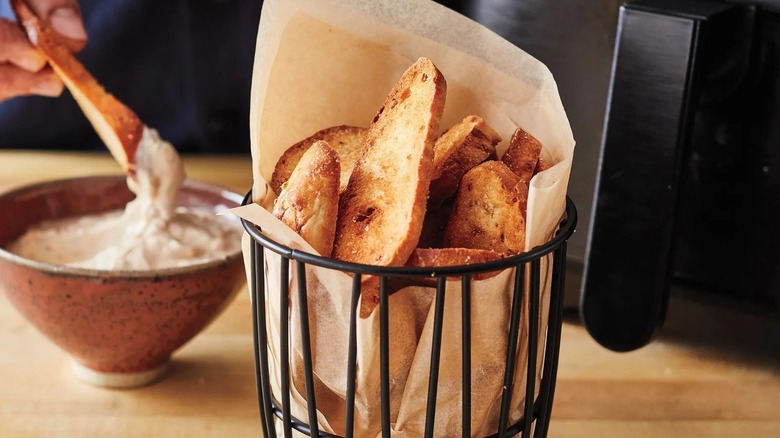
[279,257,293,438]
[522,260,542,438]
[297,261,320,437]
[461,274,472,438]
[344,274,361,438]
[423,276,448,437]
[497,263,527,437]
[380,276,391,437]
[253,242,277,438]
[534,243,568,438]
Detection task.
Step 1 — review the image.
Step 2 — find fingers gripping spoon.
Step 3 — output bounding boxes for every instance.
[11,0,143,177]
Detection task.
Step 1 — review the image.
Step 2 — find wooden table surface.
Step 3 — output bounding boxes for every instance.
[1,151,779,437]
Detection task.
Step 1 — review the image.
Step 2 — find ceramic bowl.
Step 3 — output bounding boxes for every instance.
[0,175,246,388]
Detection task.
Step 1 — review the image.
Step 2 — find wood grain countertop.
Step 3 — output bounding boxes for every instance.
[1,151,779,437]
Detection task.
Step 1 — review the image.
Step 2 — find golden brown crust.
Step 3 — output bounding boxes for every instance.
[270,125,365,196]
[420,115,500,248]
[429,115,501,204]
[443,160,526,256]
[406,247,502,268]
[501,127,542,184]
[11,0,143,174]
[331,58,446,317]
[272,141,341,257]
[500,127,543,214]
[406,247,503,280]
[333,57,446,266]
[535,156,551,174]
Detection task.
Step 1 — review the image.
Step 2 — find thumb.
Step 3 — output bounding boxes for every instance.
[28,0,87,45]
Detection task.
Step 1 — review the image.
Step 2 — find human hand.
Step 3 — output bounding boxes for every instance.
[0,0,86,102]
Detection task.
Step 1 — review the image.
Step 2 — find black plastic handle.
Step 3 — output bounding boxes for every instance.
[581,0,754,352]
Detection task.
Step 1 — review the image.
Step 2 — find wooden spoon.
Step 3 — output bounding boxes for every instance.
[11,0,143,176]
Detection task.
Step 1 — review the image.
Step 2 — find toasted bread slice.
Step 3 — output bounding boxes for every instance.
[420,115,500,247]
[406,247,503,280]
[271,125,365,195]
[333,58,446,316]
[272,141,341,257]
[535,156,551,174]
[501,126,542,184]
[333,57,446,265]
[501,127,543,214]
[407,247,502,267]
[11,0,143,175]
[429,115,501,204]
[443,161,525,256]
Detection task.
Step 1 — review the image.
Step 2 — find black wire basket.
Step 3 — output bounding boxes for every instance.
[241,192,577,438]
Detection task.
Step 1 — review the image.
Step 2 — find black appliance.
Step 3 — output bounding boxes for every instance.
[582,0,780,351]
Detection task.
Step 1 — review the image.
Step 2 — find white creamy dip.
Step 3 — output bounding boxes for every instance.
[9,128,242,270]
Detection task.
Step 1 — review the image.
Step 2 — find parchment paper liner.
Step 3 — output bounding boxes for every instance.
[229,0,575,435]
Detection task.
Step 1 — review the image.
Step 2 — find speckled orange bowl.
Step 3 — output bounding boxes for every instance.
[0,175,246,388]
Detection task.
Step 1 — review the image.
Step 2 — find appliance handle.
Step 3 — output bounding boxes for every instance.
[580,0,747,351]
